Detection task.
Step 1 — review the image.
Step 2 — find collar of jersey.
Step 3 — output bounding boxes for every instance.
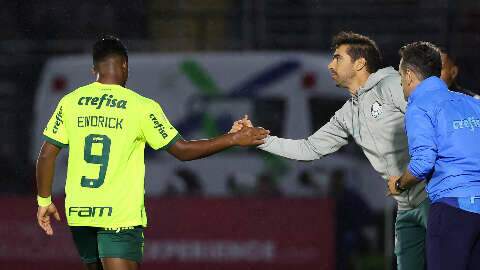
[408,76,447,104]
[93,81,124,88]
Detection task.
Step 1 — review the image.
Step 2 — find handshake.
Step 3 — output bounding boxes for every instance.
[228,115,270,146]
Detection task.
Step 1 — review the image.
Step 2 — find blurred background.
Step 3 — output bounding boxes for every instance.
[1,0,480,269]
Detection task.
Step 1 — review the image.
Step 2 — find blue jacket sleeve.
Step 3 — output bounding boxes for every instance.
[405,104,438,180]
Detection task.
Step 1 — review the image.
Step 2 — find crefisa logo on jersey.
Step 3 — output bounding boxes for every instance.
[453,117,480,131]
[78,94,127,109]
[53,106,64,134]
[371,101,383,119]
[150,114,169,138]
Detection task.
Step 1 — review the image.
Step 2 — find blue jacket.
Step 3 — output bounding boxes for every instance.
[406,76,480,202]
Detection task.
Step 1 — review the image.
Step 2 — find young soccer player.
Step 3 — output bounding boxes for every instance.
[35,35,268,270]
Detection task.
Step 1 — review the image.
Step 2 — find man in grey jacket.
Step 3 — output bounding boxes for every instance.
[231,32,428,270]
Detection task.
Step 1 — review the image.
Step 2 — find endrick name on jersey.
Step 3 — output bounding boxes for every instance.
[78,115,124,130]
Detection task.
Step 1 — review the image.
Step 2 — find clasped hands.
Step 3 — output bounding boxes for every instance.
[228,115,269,146]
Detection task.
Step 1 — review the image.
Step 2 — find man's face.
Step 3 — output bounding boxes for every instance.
[327,45,356,88]
[440,53,458,88]
[398,59,412,100]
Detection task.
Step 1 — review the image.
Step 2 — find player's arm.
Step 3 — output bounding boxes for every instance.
[142,100,269,161]
[232,108,350,161]
[388,104,437,195]
[36,141,61,197]
[36,98,69,236]
[404,105,437,180]
[36,141,62,236]
[167,127,269,161]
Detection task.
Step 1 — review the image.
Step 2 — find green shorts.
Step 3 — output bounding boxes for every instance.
[70,226,144,264]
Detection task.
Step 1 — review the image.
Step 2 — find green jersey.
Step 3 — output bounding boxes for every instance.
[43,82,180,228]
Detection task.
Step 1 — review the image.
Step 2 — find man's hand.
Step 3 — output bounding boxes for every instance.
[387,176,401,196]
[231,127,269,146]
[37,203,61,236]
[229,115,253,133]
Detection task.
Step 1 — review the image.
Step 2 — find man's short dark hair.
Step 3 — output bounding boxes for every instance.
[399,41,441,80]
[93,35,128,65]
[331,31,383,73]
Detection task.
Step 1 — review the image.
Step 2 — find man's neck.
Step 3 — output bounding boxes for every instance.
[347,72,370,95]
[407,80,422,98]
[96,76,123,86]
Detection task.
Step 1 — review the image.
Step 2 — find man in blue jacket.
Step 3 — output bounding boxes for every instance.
[388,41,480,270]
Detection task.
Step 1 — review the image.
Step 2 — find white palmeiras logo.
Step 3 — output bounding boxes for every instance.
[371,101,383,118]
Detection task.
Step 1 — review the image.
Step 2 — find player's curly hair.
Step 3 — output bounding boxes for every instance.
[331,31,383,73]
[399,41,441,80]
[92,35,128,65]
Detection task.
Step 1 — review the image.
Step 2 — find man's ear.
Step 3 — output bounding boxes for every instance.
[405,69,413,86]
[354,58,367,71]
[407,68,423,87]
[91,65,96,75]
[451,65,459,80]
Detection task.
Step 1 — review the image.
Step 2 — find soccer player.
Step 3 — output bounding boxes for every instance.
[35,35,269,270]
[231,32,429,270]
[389,41,480,270]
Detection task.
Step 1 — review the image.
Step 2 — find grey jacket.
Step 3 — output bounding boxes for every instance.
[259,67,426,210]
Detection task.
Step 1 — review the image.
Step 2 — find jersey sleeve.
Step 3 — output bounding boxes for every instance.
[43,97,69,148]
[258,102,350,160]
[405,104,437,180]
[141,99,181,150]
